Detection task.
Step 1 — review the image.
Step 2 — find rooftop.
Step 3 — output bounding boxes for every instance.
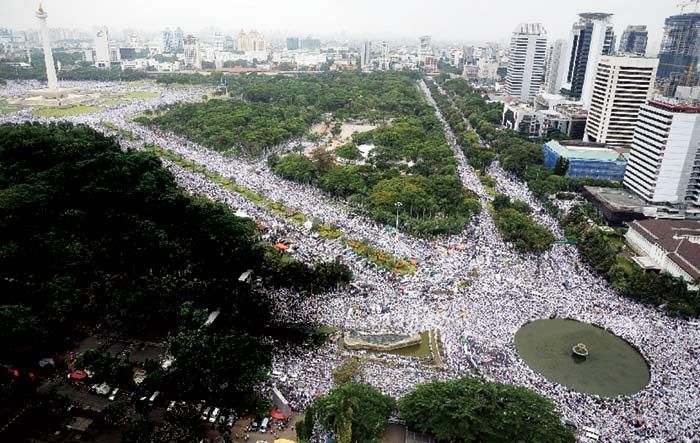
[584,186,646,211]
[545,140,628,162]
[629,219,700,279]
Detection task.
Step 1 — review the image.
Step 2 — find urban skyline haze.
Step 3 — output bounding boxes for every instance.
[2,0,684,50]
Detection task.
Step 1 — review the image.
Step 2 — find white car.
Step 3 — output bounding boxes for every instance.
[108,388,119,401]
[208,407,220,423]
[201,407,211,421]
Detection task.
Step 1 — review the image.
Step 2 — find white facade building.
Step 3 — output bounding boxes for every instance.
[623,99,700,205]
[94,28,110,68]
[505,23,547,103]
[544,39,566,94]
[585,56,658,147]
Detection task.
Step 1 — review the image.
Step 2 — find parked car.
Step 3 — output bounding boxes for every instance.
[201,407,211,421]
[208,407,220,423]
[108,388,119,401]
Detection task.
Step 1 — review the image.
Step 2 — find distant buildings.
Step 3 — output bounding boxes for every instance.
[286,37,300,51]
[161,28,173,53]
[584,56,658,147]
[94,28,109,68]
[618,25,648,56]
[173,27,184,53]
[504,23,548,103]
[183,35,201,69]
[542,140,629,181]
[559,13,615,107]
[657,13,700,95]
[360,41,372,69]
[623,99,700,206]
[237,30,265,52]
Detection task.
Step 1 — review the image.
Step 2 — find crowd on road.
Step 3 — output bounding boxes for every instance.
[2,79,699,441]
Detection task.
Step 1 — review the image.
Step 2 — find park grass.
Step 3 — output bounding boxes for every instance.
[0,106,18,115]
[145,144,414,274]
[33,105,100,117]
[124,91,159,100]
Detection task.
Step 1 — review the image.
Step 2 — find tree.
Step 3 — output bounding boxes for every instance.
[554,156,570,176]
[311,146,336,176]
[398,378,575,443]
[273,153,317,183]
[167,327,272,402]
[315,383,395,443]
[335,143,363,162]
[332,357,363,385]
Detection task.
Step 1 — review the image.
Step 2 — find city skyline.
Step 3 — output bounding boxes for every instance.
[1,0,685,49]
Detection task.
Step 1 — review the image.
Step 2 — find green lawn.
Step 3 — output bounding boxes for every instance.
[33,105,101,117]
[0,106,18,115]
[124,91,159,100]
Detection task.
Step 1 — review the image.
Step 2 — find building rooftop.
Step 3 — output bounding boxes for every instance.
[629,219,700,279]
[584,186,645,211]
[545,140,627,162]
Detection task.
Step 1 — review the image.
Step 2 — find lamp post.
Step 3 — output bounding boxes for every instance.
[394,201,403,230]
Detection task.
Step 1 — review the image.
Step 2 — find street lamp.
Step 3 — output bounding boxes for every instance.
[394,201,403,230]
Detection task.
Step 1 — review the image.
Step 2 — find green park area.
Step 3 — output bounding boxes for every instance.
[33,105,100,117]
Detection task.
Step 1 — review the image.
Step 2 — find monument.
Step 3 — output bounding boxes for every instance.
[20,4,88,107]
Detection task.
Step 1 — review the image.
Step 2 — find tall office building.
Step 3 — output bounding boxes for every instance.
[624,99,700,205]
[585,56,658,146]
[94,28,110,68]
[361,41,372,69]
[419,35,431,59]
[237,30,266,52]
[657,13,700,95]
[162,27,173,53]
[618,25,648,56]
[173,27,184,53]
[183,35,201,69]
[505,23,548,103]
[301,38,321,50]
[286,37,300,50]
[544,39,566,94]
[558,13,615,107]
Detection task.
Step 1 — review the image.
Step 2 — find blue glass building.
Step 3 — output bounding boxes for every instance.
[542,140,628,181]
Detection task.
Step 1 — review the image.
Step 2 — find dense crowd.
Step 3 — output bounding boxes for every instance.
[2,80,699,441]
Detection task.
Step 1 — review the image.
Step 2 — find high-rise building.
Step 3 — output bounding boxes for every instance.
[624,99,700,205]
[214,32,225,51]
[94,27,110,68]
[361,41,372,69]
[162,27,173,53]
[286,37,300,51]
[618,25,648,56]
[657,13,700,96]
[419,35,431,59]
[301,38,321,50]
[558,13,615,107]
[237,30,266,52]
[173,27,184,53]
[584,56,658,147]
[183,35,201,69]
[544,39,567,93]
[505,23,548,103]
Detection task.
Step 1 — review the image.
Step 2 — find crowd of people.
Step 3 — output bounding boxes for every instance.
[2,79,699,441]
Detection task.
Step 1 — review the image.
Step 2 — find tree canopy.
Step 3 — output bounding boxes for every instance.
[314,382,396,443]
[398,378,575,443]
[0,123,349,368]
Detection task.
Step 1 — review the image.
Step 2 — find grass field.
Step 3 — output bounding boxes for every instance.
[0,106,18,115]
[124,91,159,100]
[33,105,100,117]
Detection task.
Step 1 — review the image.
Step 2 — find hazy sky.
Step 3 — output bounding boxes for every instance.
[2,0,684,48]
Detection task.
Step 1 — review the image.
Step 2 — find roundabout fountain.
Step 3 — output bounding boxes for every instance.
[514,318,650,397]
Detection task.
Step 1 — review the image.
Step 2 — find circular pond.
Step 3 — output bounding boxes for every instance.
[514,318,650,397]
